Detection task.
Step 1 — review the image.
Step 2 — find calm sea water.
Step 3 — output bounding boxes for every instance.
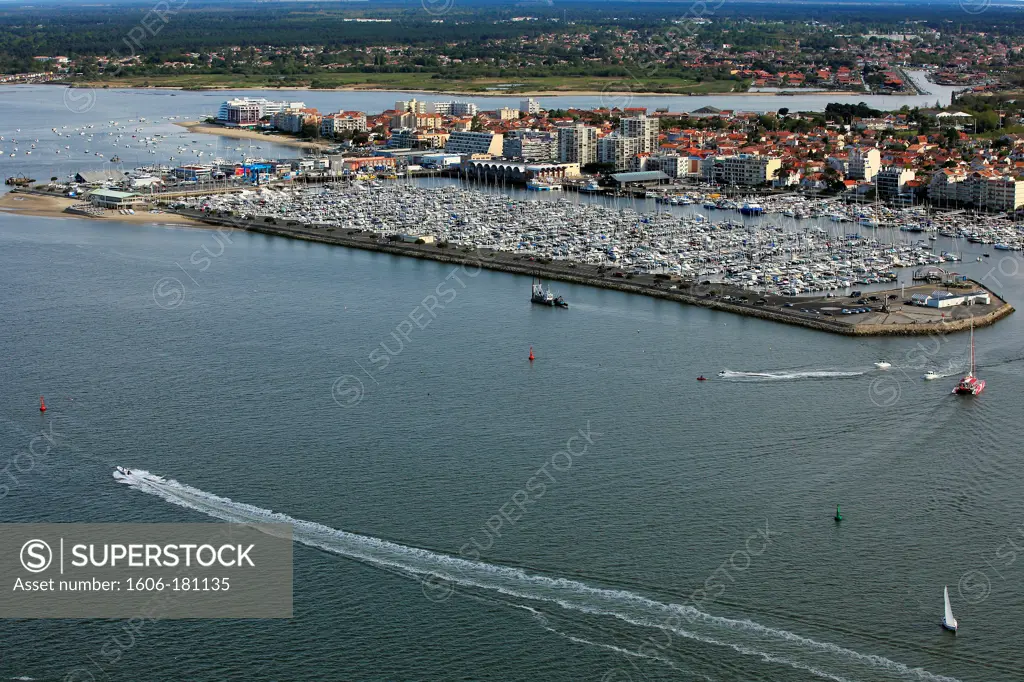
[1,88,1023,682]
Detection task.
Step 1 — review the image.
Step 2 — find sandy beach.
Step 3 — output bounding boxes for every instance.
[0,191,203,225]
[175,122,333,150]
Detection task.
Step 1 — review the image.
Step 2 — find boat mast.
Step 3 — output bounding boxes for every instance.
[970,321,975,376]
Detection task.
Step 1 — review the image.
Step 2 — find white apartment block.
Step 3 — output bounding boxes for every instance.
[875,166,916,198]
[720,154,782,186]
[445,131,504,156]
[980,176,1024,211]
[848,148,881,181]
[430,101,478,116]
[598,134,642,171]
[320,111,367,137]
[395,99,428,114]
[929,169,1024,211]
[620,114,660,154]
[557,124,598,166]
[647,154,689,179]
[520,98,541,115]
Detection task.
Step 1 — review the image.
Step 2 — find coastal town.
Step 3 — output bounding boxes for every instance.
[4,87,1020,336]
[15,88,1024,215]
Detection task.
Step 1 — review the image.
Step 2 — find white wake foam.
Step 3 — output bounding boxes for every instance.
[114,469,960,682]
[718,369,866,381]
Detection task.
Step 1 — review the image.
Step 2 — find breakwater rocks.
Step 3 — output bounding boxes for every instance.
[181,209,1014,337]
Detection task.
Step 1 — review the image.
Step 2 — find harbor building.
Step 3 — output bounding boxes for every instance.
[464,160,580,184]
[979,175,1024,211]
[86,189,142,209]
[910,290,991,308]
[609,170,670,188]
[557,124,598,166]
[445,131,504,156]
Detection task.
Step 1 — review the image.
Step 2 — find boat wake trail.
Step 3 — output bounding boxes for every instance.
[115,470,960,682]
[718,369,866,382]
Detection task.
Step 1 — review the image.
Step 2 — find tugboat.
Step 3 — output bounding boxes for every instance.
[952,321,985,396]
[531,279,568,308]
[531,279,555,305]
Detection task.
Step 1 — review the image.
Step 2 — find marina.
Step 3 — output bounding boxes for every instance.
[156,182,1013,335]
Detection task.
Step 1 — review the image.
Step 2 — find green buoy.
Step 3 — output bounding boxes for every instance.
[834,504,842,522]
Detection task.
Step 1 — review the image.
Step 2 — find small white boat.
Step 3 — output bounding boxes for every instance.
[874,361,892,370]
[922,371,941,380]
[942,585,958,633]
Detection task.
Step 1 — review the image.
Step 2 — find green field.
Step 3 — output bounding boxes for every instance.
[75,73,749,96]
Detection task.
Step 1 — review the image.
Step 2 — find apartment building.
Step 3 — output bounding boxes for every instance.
[395,99,428,114]
[720,154,782,186]
[430,101,478,116]
[620,114,660,154]
[598,134,642,171]
[319,111,367,137]
[445,131,504,156]
[876,166,916,199]
[557,124,598,166]
[848,148,881,181]
[502,131,557,162]
[520,98,542,115]
[929,169,1024,210]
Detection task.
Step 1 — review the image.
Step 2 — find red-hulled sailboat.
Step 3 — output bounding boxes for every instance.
[952,322,985,396]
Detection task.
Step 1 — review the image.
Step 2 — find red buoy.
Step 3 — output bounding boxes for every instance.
[529,346,535,361]
[39,396,46,412]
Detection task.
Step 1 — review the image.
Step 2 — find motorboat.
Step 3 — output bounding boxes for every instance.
[922,371,941,380]
[874,361,892,370]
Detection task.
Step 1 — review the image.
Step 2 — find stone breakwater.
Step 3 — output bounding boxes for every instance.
[177,209,1014,337]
